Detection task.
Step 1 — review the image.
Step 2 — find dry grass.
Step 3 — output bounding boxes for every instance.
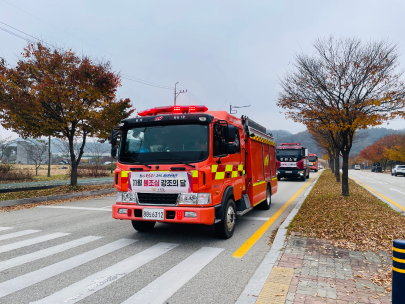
[288,169,405,253]
[0,183,114,202]
[13,164,70,176]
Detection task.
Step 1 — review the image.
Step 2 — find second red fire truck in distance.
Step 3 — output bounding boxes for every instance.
[110,105,277,239]
[309,153,318,172]
[276,143,310,181]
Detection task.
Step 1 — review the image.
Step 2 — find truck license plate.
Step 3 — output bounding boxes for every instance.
[143,208,164,221]
[285,171,292,173]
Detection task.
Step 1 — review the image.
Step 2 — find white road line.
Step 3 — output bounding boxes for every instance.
[0,238,137,298]
[0,236,101,271]
[391,188,405,195]
[38,206,111,212]
[122,246,224,304]
[0,232,70,254]
[32,242,178,304]
[239,216,270,221]
[0,229,41,241]
[0,227,12,231]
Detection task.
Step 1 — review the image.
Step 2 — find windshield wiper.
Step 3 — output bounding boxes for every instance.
[120,156,152,169]
[157,158,196,168]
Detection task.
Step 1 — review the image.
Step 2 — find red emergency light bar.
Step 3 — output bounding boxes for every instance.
[138,105,208,116]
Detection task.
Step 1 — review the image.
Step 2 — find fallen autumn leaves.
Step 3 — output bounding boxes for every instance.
[289,169,405,253]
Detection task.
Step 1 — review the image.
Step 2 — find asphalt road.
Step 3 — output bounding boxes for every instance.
[0,173,319,304]
[349,169,405,211]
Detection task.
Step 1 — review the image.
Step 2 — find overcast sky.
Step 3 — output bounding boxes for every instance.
[1,0,405,139]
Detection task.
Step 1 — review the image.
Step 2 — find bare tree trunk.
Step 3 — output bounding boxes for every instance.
[342,151,349,196]
[48,135,51,177]
[334,149,340,182]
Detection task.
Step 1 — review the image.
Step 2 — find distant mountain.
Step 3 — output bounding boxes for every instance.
[273,127,405,157]
[266,129,293,139]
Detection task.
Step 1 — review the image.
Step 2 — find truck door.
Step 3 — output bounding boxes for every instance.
[251,141,266,205]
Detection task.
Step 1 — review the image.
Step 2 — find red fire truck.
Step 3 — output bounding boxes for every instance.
[276,143,309,181]
[309,153,318,172]
[110,105,277,239]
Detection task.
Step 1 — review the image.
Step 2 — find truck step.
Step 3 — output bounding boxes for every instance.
[236,207,253,217]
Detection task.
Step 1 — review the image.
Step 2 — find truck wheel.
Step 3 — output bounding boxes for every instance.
[315,169,318,172]
[131,220,156,232]
[301,175,305,181]
[257,185,271,210]
[215,198,236,239]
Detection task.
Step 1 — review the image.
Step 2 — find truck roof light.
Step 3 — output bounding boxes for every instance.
[280,143,301,146]
[138,105,208,116]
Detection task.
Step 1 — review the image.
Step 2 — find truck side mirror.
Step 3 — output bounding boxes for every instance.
[227,125,237,142]
[228,143,238,154]
[111,146,117,158]
[305,149,308,157]
[110,129,119,159]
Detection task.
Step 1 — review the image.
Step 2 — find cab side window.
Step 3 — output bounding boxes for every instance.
[213,123,226,157]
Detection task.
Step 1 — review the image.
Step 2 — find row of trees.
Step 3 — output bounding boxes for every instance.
[277,37,405,196]
[359,134,405,171]
[0,43,134,185]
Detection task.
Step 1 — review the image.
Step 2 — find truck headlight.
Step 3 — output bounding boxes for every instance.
[178,193,211,205]
[197,193,211,205]
[117,192,137,203]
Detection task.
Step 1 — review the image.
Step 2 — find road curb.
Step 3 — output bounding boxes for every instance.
[236,171,322,304]
[0,188,116,208]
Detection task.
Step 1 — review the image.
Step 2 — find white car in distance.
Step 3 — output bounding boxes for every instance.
[392,165,405,177]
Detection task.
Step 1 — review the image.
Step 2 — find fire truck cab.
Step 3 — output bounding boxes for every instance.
[309,153,318,172]
[110,105,277,239]
[276,143,309,181]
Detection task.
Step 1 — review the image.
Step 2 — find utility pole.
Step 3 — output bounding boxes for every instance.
[174,82,187,105]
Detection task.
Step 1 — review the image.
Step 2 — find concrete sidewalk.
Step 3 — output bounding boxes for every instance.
[256,235,392,304]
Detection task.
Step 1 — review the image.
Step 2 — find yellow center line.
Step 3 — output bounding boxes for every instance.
[233,172,320,259]
[350,177,405,212]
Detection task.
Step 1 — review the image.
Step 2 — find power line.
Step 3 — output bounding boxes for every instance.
[0,21,57,48]
[0,26,31,43]
[0,22,174,90]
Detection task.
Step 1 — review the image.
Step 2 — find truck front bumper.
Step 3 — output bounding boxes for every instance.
[277,169,305,178]
[112,204,216,225]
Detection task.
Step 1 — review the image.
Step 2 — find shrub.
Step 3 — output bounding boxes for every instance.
[0,164,34,182]
[75,165,110,178]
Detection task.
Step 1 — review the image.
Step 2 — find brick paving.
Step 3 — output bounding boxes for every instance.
[275,236,392,304]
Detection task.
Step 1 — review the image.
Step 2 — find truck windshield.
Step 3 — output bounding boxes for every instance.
[119,124,209,164]
[309,156,317,162]
[276,149,303,161]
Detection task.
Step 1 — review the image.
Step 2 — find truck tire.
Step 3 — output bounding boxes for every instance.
[257,185,271,210]
[131,220,156,232]
[301,175,306,181]
[215,198,236,239]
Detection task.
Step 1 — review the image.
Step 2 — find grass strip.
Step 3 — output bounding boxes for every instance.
[288,169,405,253]
[0,184,114,202]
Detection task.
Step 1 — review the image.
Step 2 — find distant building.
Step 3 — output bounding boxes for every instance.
[16,140,49,165]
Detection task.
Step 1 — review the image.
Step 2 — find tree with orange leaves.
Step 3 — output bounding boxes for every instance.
[0,43,134,185]
[277,37,405,196]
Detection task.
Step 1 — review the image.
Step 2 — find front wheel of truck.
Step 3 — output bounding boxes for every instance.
[131,220,156,232]
[215,198,236,239]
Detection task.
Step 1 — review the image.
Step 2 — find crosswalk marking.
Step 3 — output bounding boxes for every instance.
[122,246,224,304]
[0,232,70,254]
[0,229,40,241]
[32,242,178,304]
[0,236,101,271]
[38,206,111,212]
[0,227,12,231]
[0,238,137,298]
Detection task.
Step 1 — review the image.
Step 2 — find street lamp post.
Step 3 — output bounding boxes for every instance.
[230,104,251,114]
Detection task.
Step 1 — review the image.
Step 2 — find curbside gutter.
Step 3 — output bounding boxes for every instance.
[0,188,116,208]
[236,171,322,304]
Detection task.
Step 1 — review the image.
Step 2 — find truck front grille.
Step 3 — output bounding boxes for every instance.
[137,193,179,206]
